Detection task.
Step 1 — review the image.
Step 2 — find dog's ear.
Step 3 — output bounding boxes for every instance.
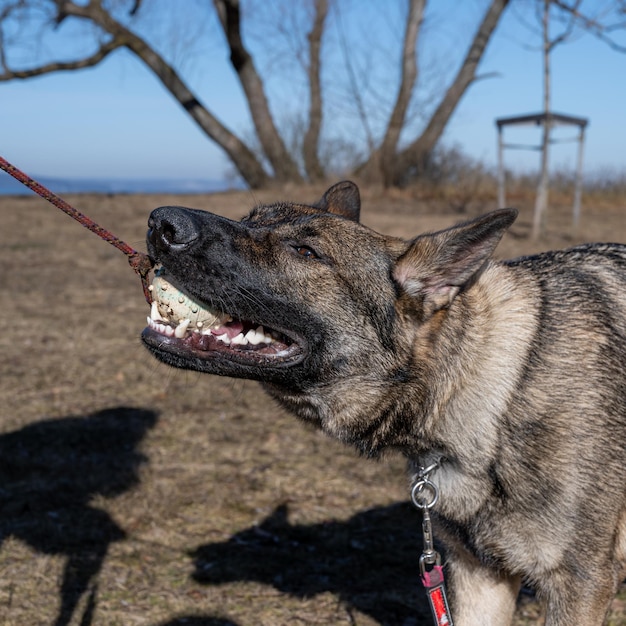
[394,209,518,316]
[316,181,360,222]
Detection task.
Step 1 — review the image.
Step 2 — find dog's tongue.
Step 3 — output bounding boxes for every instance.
[211,320,244,338]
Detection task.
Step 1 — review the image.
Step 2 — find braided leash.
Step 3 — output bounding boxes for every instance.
[0,156,154,303]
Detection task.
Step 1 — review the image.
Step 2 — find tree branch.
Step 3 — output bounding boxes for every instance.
[302,0,328,182]
[129,0,143,16]
[0,38,122,80]
[379,0,426,183]
[546,0,581,51]
[213,0,303,182]
[1,0,271,188]
[552,0,626,53]
[393,0,510,185]
[334,1,376,155]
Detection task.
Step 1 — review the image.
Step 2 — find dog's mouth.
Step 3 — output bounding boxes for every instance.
[142,268,304,368]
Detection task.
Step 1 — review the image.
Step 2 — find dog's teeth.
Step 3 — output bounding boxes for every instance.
[216,332,231,345]
[151,300,171,323]
[159,323,174,337]
[245,329,263,345]
[231,332,248,346]
[174,318,191,338]
[258,326,273,344]
[148,318,175,337]
[147,308,276,349]
[150,301,163,322]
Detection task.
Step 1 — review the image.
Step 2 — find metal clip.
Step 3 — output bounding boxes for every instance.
[411,465,441,574]
[419,507,441,574]
[410,461,455,625]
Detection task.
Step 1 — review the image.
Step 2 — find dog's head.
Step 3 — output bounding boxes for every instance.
[142,182,516,451]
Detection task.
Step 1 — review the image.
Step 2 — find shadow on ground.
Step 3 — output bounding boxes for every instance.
[0,406,157,626]
[190,502,433,625]
[157,618,239,626]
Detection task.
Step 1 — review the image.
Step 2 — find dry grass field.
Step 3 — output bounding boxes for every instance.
[1,183,625,625]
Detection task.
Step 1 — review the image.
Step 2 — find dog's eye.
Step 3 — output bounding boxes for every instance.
[294,245,318,260]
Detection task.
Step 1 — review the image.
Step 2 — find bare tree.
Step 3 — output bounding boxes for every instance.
[302,0,328,182]
[213,0,302,184]
[381,0,509,187]
[553,0,626,52]
[0,0,510,188]
[0,1,274,187]
[524,0,626,238]
[358,0,426,185]
[533,1,561,239]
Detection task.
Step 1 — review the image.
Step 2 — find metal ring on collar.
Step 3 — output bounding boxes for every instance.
[411,478,439,510]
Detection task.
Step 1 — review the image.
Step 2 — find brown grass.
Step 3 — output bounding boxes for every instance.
[1,186,625,625]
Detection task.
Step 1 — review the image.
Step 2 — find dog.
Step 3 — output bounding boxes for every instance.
[142,181,626,625]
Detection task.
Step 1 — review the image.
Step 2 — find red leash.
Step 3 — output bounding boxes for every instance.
[0,156,153,303]
[412,464,454,626]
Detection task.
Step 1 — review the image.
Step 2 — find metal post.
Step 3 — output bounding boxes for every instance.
[497,124,505,208]
[572,125,586,233]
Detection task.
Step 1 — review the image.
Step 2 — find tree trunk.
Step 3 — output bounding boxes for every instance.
[57,1,272,188]
[302,0,328,182]
[378,0,426,186]
[532,0,551,240]
[388,0,509,187]
[214,0,303,183]
[0,0,521,190]
[131,39,271,188]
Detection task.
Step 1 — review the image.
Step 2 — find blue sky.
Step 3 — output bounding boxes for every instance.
[1,0,625,183]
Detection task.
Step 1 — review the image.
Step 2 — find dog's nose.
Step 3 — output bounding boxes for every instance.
[148,206,201,252]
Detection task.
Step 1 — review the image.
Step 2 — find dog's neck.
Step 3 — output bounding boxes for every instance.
[269,263,540,510]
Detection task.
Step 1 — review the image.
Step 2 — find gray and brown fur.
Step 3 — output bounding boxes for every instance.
[143,182,626,626]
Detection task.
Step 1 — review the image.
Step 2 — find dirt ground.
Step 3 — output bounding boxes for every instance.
[1,184,625,626]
